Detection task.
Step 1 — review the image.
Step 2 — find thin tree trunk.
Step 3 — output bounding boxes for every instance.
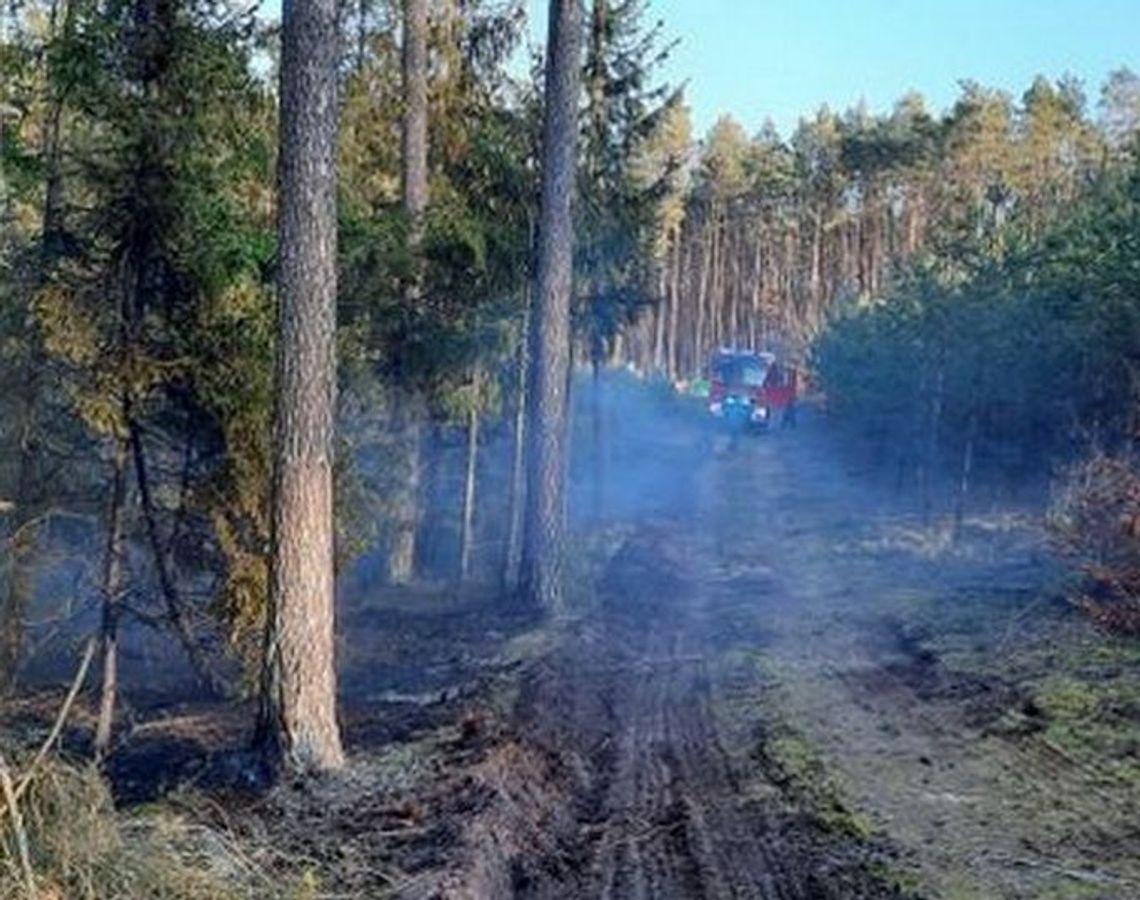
[587,0,606,167]
[607,332,623,368]
[695,221,711,362]
[521,0,581,613]
[652,248,667,374]
[920,362,944,525]
[388,0,430,584]
[667,227,682,380]
[93,438,129,762]
[954,410,979,538]
[458,378,480,581]
[256,0,344,774]
[387,404,422,584]
[128,420,224,695]
[591,359,604,519]
[726,223,738,346]
[749,235,762,348]
[503,304,529,591]
[355,0,369,72]
[710,214,722,346]
[810,208,823,329]
[40,0,72,256]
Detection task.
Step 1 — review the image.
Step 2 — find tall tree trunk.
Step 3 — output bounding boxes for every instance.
[695,221,711,363]
[402,0,428,238]
[710,214,722,346]
[587,0,606,167]
[652,257,667,374]
[521,0,581,613]
[256,0,344,774]
[458,377,480,581]
[355,0,370,72]
[667,228,682,379]
[387,405,421,584]
[591,359,604,519]
[93,439,129,762]
[749,235,762,348]
[388,0,429,584]
[810,208,823,329]
[954,409,979,538]
[919,362,945,525]
[503,304,529,590]
[725,223,737,346]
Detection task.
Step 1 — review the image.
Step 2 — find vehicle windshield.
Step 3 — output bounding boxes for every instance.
[738,360,766,386]
[714,356,767,387]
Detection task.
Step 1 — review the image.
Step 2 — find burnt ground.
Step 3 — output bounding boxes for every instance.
[5,387,1140,898]
[690,418,1140,899]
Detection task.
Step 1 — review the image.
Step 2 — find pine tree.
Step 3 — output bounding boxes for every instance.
[522,0,582,612]
[257,0,345,773]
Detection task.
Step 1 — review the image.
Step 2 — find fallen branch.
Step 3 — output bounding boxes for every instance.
[2,637,95,822]
[0,749,36,897]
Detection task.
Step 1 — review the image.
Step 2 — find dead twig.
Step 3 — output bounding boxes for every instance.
[2,637,96,823]
[0,749,36,898]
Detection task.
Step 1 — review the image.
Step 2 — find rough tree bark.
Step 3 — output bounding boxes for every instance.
[388,0,429,584]
[521,0,582,613]
[402,0,428,232]
[256,0,345,774]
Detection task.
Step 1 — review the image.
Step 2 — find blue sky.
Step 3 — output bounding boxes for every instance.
[524,0,1139,139]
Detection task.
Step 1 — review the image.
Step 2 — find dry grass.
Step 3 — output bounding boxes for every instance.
[0,748,285,900]
[0,644,288,900]
[1049,452,1140,634]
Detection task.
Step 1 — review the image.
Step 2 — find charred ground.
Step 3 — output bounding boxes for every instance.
[4,382,1140,899]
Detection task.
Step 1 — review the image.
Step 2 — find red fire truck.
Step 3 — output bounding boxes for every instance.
[706,348,797,430]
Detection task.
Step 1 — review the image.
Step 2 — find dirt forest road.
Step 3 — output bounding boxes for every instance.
[432,403,1140,900]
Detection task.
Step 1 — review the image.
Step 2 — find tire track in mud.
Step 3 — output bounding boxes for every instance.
[502,523,905,900]
[416,416,1140,899]
[586,626,785,900]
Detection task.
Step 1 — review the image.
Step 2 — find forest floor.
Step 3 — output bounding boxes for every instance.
[5,386,1140,899]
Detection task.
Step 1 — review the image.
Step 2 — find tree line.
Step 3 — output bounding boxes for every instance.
[614,71,1140,383]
